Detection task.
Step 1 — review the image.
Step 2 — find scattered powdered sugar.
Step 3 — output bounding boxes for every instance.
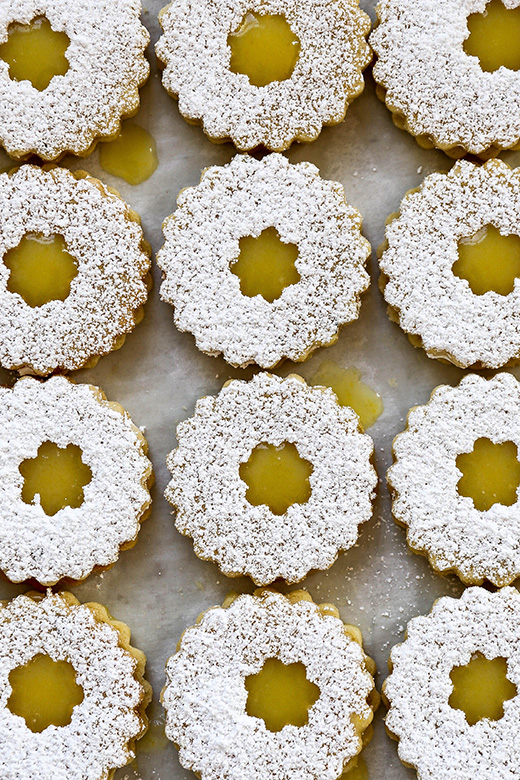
[155,0,371,150]
[385,586,520,780]
[379,159,520,368]
[371,0,520,154]
[0,591,147,780]
[165,372,376,585]
[158,154,371,369]
[163,589,375,780]
[0,0,149,159]
[388,373,520,586]
[0,375,152,584]
[0,165,150,375]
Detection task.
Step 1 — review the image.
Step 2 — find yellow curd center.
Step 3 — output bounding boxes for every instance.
[449,652,517,725]
[228,12,300,87]
[231,227,300,303]
[99,121,159,186]
[8,653,84,733]
[464,0,520,72]
[456,438,520,511]
[245,658,320,732]
[4,233,78,308]
[309,361,383,430]
[0,16,69,91]
[239,442,313,515]
[453,225,520,296]
[20,440,92,517]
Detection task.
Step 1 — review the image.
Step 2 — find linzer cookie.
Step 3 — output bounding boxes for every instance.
[0,590,151,780]
[162,589,378,780]
[155,0,371,150]
[0,375,152,585]
[384,587,520,780]
[0,165,150,375]
[371,0,520,158]
[389,373,520,586]
[0,0,149,160]
[165,372,376,585]
[379,159,520,369]
[157,154,371,369]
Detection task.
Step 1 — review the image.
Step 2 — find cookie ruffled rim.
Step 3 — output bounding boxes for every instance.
[0,0,150,160]
[388,373,520,587]
[155,0,371,151]
[0,590,151,779]
[165,372,376,585]
[157,153,371,369]
[370,0,520,157]
[383,587,520,780]
[162,588,378,780]
[378,159,520,369]
[0,375,153,585]
[0,164,151,376]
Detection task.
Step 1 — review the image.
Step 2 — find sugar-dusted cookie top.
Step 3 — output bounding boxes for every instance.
[0,375,152,584]
[385,586,520,780]
[0,0,149,159]
[158,153,370,369]
[0,165,150,375]
[166,372,376,584]
[163,589,377,780]
[0,590,150,780]
[156,0,370,150]
[380,159,520,368]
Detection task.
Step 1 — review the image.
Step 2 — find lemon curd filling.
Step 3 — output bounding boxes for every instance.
[340,757,369,780]
[309,361,383,430]
[245,658,320,732]
[19,440,92,517]
[228,12,300,87]
[8,653,84,733]
[449,652,517,725]
[456,438,520,511]
[453,225,520,296]
[0,16,69,91]
[99,121,159,186]
[239,442,313,515]
[4,233,78,308]
[231,227,300,303]
[464,0,520,73]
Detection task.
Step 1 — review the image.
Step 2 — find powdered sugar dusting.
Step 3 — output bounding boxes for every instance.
[0,591,147,780]
[0,165,150,375]
[385,586,520,780]
[158,154,371,369]
[371,0,520,154]
[156,0,370,150]
[0,376,152,584]
[379,159,520,368]
[388,373,520,586]
[0,0,149,159]
[165,372,376,585]
[163,589,375,780]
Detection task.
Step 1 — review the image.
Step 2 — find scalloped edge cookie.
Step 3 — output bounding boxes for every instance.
[0,375,153,585]
[165,372,376,585]
[162,588,379,780]
[370,0,520,158]
[0,589,151,780]
[0,0,150,160]
[379,159,520,369]
[383,587,520,780]
[0,164,151,375]
[158,153,371,369]
[156,0,371,150]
